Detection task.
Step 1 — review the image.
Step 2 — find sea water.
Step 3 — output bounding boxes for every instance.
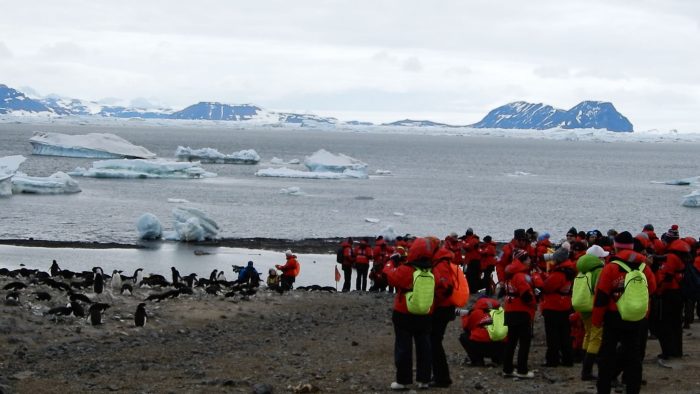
[1,121,699,282]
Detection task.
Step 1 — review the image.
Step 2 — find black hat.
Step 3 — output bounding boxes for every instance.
[567,227,578,237]
[665,224,680,241]
[514,228,527,241]
[465,228,474,235]
[643,224,654,231]
[483,235,492,243]
[526,227,535,235]
[614,231,635,250]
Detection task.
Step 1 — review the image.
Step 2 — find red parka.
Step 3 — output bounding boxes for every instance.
[353,241,373,265]
[276,255,300,278]
[504,259,537,320]
[461,298,501,342]
[432,248,457,308]
[541,259,576,312]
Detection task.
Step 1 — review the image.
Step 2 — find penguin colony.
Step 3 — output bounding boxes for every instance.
[2,260,332,328]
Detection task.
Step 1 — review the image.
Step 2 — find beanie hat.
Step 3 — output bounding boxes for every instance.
[665,224,680,241]
[247,260,254,266]
[552,247,569,264]
[285,250,293,257]
[465,228,474,235]
[537,232,551,242]
[483,235,492,243]
[514,228,527,241]
[614,231,634,250]
[586,244,609,258]
[643,224,654,232]
[567,227,578,237]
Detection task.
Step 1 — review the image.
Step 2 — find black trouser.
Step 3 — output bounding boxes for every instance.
[597,312,644,394]
[280,275,295,292]
[503,311,532,374]
[342,265,352,292]
[466,260,482,292]
[392,311,432,385]
[482,266,495,296]
[430,306,455,385]
[543,309,573,366]
[658,289,683,358]
[683,297,695,327]
[459,332,503,365]
[355,264,369,291]
[648,295,660,338]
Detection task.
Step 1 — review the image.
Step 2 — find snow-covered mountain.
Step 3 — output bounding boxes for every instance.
[470,100,633,132]
[1,84,635,132]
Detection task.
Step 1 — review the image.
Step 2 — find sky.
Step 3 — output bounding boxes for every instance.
[1,0,699,131]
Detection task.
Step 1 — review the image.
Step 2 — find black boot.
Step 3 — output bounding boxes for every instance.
[581,352,597,381]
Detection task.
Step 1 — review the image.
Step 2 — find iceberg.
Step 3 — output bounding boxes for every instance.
[655,176,700,186]
[682,190,700,207]
[256,167,367,179]
[377,225,399,242]
[279,186,306,196]
[30,132,156,159]
[172,207,219,241]
[303,149,367,173]
[69,159,216,179]
[0,155,26,197]
[175,146,260,164]
[11,171,81,194]
[136,213,163,240]
[270,157,300,165]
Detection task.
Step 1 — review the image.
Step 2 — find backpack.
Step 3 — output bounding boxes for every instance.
[612,261,649,322]
[681,261,700,301]
[336,248,344,264]
[486,307,508,341]
[571,271,595,312]
[448,264,469,308]
[405,267,435,315]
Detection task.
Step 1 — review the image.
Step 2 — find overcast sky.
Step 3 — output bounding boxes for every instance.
[1,1,699,131]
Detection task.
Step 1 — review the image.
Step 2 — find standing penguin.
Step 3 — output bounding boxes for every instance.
[88,303,110,326]
[209,269,218,282]
[111,270,122,292]
[50,260,61,277]
[134,303,147,327]
[171,267,182,285]
[134,268,144,287]
[93,271,104,294]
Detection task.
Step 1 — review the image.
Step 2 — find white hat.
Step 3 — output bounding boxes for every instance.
[285,250,293,256]
[586,245,609,258]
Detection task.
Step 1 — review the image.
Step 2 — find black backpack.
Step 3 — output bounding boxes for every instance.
[336,248,344,264]
[682,261,700,301]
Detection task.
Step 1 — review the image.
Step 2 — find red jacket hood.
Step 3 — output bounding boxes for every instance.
[505,259,529,277]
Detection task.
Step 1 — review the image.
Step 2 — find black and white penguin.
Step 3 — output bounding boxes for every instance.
[69,292,92,304]
[216,270,227,282]
[171,267,182,285]
[46,303,73,318]
[93,271,104,294]
[88,303,110,325]
[50,260,61,277]
[121,284,133,295]
[34,291,52,301]
[3,282,27,291]
[184,273,198,288]
[134,303,147,327]
[70,301,85,318]
[111,270,122,292]
[5,291,20,302]
[209,269,218,282]
[134,268,144,287]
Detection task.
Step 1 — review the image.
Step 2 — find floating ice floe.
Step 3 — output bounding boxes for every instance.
[136,213,163,240]
[256,149,368,179]
[0,155,26,197]
[175,146,260,164]
[375,169,392,175]
[279,186,305,196]
[682,190,700,207]
[392,212,405,216]
[167,198,190,203]
[11,171,81,194]
[270,157,300,165]
[378,225,399,242]
[654,176,700,186]
[69,159,216,179]
[365,218,380,223]
[506,171,533,177]
[30,132,156,159]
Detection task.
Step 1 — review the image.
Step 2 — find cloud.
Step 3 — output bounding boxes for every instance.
[402,57,423,72]
[0,41,12,58]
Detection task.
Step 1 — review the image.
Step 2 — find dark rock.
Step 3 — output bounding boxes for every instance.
[252,383,274,394]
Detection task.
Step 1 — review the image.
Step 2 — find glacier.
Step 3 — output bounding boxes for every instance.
[0,155,26,197]
[175,146,260,164]
[11,171,81,194]
[29,132,156,159]
[255,149,368,179]
[69,159,216,179]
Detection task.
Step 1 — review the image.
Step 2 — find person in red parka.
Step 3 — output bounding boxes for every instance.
[653,236,689,359]
[353,238,373,291]
[540,247,577,367]
[429,247,458,388]
[642,224,666,255]
[502,248,537,379]
[339,238,354,292]
[275,250,300,292]
[462,228,482,292]
[592,231,657,394]
[383,236,440,390]
[497,229,533,284]
[458,297,504,366]
[479,236,498,295]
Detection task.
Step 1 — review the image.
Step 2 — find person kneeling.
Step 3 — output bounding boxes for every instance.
[458,297,505,366]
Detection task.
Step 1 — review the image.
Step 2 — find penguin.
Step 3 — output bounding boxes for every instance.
[216,271,227,282]
[46,303,74,318]
[184,273,198,288]
[50,260,61,277]
[209,269,218,282]
[3,282,27,291]
[134,268,144,287]
[93,271,104,294]
[88,303,110,325]
[34,291,52,301]
[111,270,122,292]
[134,303,147,327]
[70,301,85,318]
[121,284,133,295]
[171,267,182,285]
[69,292,92,304]
[5,291,20,302]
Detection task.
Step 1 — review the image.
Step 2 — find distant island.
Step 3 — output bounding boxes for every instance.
[1,84,633,132]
